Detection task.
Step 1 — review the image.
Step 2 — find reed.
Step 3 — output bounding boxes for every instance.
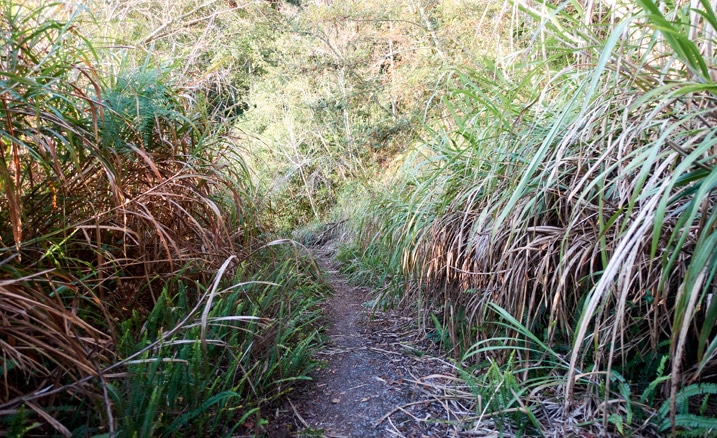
[0,2,326,434]
[354,0,717,434]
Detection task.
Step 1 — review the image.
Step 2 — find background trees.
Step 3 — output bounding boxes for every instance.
[240,0,515,230]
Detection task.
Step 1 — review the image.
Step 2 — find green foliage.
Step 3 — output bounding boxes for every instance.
[457,304,560,435]
[656,384,717,436]
[101,66,189,154]
[9,0,717,435]
[107,248,328,437]
[240,0,503,230]
[427,313,453,350]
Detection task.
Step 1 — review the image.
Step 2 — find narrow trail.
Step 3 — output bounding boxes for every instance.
[280,246,463,437]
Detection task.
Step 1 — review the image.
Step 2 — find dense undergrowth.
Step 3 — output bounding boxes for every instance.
[341,0,717,435]
[5,0,717,435]
[241,0,508,232]
[0,2,327,435]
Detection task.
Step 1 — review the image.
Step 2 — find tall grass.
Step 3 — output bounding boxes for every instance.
[0,1,327,435]
[354,0,717,434]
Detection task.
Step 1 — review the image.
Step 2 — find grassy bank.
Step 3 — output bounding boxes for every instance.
[0,2,327,435]
[346,0,717,435]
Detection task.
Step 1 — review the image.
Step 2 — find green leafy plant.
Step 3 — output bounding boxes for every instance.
[656,384,717,436]
[106,249,328,437]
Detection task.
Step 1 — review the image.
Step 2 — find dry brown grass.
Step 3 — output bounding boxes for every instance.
[354,0,717,433]
[0,1,261,432]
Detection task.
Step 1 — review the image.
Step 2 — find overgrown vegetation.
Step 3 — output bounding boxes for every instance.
[240,0,508,231]
[348,0,717,435]
[0,1,327,435]
[4,0,717,435]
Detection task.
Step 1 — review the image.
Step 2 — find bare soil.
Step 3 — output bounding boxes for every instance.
[265,246,467,437]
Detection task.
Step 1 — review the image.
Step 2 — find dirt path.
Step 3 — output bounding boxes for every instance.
[278,246,462,437]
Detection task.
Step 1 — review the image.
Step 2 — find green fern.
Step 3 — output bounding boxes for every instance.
[101,66,187,155]
[639,355,670,405]
[657,383,717,435]
[104,247,328,436]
